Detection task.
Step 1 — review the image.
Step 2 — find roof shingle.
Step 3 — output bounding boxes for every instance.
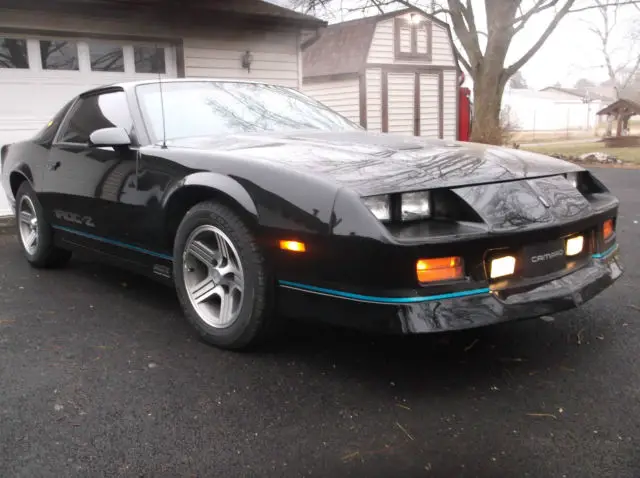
[302,17,377,78]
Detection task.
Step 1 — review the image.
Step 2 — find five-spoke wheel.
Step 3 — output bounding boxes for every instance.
[18,195,39,255]
[183,225,245,328]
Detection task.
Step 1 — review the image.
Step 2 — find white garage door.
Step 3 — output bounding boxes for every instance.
[0,33,178,215]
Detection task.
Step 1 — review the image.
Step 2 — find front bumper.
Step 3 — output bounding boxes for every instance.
[277,245,623,334]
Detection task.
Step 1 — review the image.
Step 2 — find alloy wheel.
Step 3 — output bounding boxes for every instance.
[18,195,39,255]
[182,225,245,328]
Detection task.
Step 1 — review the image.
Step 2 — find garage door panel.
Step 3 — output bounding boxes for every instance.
[0,36,177,146]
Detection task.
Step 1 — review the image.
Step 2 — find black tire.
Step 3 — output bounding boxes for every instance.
[172,200,277,350]
[14,181,72,268]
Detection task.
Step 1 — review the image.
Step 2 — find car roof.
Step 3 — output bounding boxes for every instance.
[81,78,282,97]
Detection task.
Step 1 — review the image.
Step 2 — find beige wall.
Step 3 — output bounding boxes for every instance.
[302,79,361,124]
[367,12,455,67]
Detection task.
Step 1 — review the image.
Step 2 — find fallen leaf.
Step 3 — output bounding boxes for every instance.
[526,413,557,419]
[396,422,414,441]
[341,451,360,462]
[464,338,479,352]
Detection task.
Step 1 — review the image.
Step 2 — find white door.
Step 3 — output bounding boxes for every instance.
[387,72,415,136]
[0,33,178,215]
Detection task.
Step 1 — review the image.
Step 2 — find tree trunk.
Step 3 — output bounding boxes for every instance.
[471,72,507,144]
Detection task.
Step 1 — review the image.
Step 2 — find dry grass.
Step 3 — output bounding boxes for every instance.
[523,143,640,164]
[513,121,640,144]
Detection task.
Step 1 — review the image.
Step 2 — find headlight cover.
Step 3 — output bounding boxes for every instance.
[401,191,431,221]
[564,171,579,188]
[362,194,391,221]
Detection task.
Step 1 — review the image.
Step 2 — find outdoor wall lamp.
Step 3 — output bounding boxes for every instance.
[242,50,253,72]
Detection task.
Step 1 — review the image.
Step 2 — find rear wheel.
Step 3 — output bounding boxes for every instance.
[173,200,277,350]
[15,181,72,268]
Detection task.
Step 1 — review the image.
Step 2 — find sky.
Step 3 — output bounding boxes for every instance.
[271,0,640,90]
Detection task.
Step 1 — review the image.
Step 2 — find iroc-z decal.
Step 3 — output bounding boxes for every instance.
[53,209,96,228]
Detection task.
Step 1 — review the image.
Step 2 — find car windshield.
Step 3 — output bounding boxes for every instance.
[135,80,360,142]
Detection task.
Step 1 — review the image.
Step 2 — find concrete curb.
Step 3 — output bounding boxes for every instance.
[0,215,15,235]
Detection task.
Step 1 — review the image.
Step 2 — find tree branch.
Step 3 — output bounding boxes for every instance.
[569,0,640,13]
[446,0,483,68]
[506,0,576,77]
[452,41,472,73]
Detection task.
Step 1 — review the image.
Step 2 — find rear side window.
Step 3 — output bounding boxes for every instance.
[56,90,134,144]
[33,100,75,144]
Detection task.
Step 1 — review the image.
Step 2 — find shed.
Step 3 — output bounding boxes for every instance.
[301,8,460,139]
[596,98,640,140]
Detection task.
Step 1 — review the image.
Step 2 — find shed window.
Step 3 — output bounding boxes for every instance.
[394,16,432,61]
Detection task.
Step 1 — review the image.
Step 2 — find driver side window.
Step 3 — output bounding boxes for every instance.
[57,90,134,144]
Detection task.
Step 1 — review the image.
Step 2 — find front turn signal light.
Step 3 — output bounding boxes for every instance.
[603,219,614,241]
[416,256,464,283]
[280,240,306,252]
[565,235,584,257]
[490,255,516,279]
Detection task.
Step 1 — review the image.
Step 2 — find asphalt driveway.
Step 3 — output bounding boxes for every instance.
[1,168,639,477]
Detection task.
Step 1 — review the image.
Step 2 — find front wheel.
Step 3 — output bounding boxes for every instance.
[173,201,277,350]
[15,181,72,268]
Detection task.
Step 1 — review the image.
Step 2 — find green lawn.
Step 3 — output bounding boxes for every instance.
[523,143,640,165]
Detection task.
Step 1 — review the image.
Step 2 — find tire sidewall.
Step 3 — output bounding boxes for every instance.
[173,204,267,348]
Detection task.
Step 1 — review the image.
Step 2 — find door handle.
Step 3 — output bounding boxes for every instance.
[47,161,61,171]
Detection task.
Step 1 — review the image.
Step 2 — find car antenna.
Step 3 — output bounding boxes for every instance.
[156,43,168,149]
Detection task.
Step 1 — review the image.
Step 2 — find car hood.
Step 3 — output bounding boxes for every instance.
[166,131,583,196]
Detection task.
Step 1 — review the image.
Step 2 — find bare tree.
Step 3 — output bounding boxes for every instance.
[292,0,640,144]
[509,71,528,89]
[574,78,596,88]
[584,0,640,99]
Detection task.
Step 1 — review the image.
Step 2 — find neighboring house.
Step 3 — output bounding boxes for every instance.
[502,86,611,132]
[301,8,460,140]
[0,0,325,216]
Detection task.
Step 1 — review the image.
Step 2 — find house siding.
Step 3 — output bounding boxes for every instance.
[365,68,382,132]
[183,30,300,87]
[366,13,455,67]
[302,79,361,123]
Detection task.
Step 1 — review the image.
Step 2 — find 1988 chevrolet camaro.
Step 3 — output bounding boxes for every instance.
[1,79,623,350]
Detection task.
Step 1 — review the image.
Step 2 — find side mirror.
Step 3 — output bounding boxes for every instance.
[89,127,131,148]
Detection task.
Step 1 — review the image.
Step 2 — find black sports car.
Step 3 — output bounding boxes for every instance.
[1,79,623,350]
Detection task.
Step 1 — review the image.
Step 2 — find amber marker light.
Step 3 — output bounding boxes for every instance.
[565,235,584,257]
[603,219,614,241]
[416,256,464,283]
[280,240,306,252]
[489,255,516,279]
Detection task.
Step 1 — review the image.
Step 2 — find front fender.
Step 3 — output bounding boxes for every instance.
[162,171,259,219]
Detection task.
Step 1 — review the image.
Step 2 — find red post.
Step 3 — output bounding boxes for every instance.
[458,87,471,141]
